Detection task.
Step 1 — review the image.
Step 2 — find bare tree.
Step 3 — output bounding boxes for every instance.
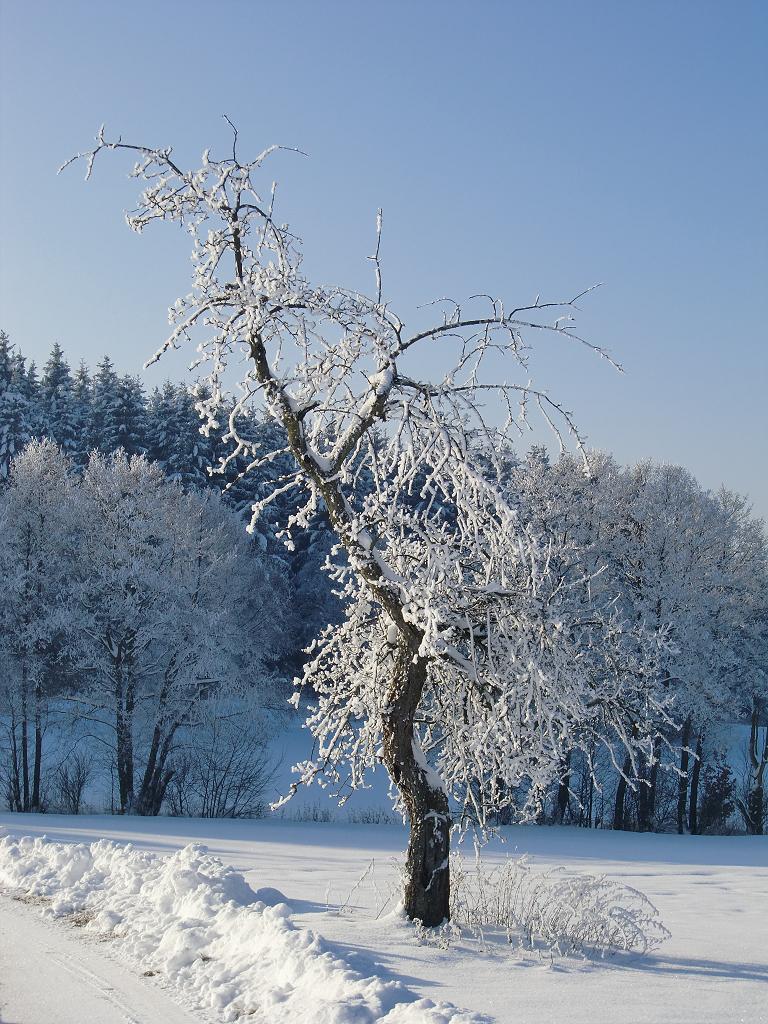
[67,126,667,925]
[54,751,93,815]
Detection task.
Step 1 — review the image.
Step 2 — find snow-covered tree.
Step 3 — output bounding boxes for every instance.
[40,343,79,455]
[75,451,287,814]
[0,440,81,810]
[90,355,122,453]
[148,382,209,489]
[70,360,94,468]
[0,332,32,480]
[505,453,768,834]
[70,128,669,923]
[113,374,148,457]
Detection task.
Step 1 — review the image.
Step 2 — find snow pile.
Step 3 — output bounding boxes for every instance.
[0,836,484,1024]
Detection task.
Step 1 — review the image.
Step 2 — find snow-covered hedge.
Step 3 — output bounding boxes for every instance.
[0,836,484,1024]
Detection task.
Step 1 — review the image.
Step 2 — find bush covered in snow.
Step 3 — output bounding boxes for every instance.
[449,852,670,957]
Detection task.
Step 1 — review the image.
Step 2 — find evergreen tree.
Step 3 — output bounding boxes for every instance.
[146,381,180,474]
[71,361,94,468]
[40,343,78,454]
[18,359,42,438]
[170,385,210,489]
[0,332,32,480]
[114,374,148,457]
[90,355,122,453]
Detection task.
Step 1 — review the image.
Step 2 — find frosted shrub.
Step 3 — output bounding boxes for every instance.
[449,853,670,957]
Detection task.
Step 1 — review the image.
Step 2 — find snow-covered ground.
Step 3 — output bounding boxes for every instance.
[1,813,765,1024]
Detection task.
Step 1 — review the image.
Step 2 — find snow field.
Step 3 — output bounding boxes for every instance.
[0,835,483,1024]
[1,815,766,1024]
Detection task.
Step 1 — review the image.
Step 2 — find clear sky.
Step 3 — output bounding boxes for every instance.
[1,1,766,518]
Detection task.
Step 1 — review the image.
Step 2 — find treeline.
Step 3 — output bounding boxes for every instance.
[0,333,340,663]
[498,450,768,835]
[0,332,340,818]
[0,334,766,832]
[0,441,292,816]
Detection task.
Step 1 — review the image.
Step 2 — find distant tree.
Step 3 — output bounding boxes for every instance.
[17,358,42,438]
[70,360,94,467]
[113,374,148,457]
[0,332,32,480]
[148,382,222,491]
[0,440,80,810]
[146,381,179,472]
[90,355,122,453]
[75,451,287,814]
[40,343,79,455]
[698,752,736,834]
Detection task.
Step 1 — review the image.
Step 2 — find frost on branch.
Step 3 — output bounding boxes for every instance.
[68,126,664,922]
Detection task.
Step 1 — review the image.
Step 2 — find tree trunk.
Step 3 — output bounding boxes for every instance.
[637,751,651,833]
[381,639,450,927]
[613,754,632,830]
[689,735,703,835]
[639,735,662,833]
[31,717,43,812]
[648,736,661,828]
[31,677,44,811]
[135,723,177,816]
[677,714,692,834]
[8,711,22,812]
[555,751,572,824]
[740,701,767,835]
[115,679,134,814]
[20,662,30,811]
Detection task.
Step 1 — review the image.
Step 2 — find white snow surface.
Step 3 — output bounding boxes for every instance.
[0,834,481,1024]
[0,814,766,1024]
[0,890,201,1024]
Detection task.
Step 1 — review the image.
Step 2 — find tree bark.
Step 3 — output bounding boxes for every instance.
[8,710,22,812]
[115,679,134,813]
[381,639,450,927]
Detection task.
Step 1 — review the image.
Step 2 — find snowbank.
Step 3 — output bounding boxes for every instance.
[0,835,484,1024]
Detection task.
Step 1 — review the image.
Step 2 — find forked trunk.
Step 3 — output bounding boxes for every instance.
[381,638,450,927]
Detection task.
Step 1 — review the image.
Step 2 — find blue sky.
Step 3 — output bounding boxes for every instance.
[1,1,766,517]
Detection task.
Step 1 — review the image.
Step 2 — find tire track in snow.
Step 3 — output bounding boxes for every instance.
[0,895,203,1024]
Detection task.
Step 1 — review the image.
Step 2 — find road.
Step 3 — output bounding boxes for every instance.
[0,895,202,1024]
